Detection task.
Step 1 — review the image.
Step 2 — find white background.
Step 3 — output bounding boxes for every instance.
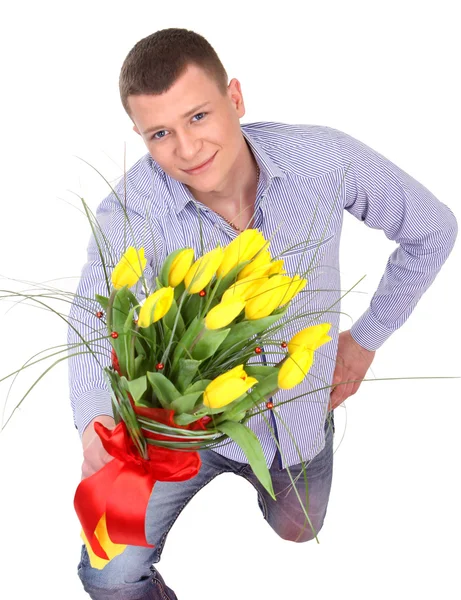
[0,1,460,598]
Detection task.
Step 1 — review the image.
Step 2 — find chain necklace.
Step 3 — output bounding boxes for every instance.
[214,163,260,232]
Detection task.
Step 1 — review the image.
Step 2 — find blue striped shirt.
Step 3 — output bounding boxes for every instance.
[67,121,457,468]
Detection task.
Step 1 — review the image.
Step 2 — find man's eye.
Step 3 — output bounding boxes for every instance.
[151,112,207,141]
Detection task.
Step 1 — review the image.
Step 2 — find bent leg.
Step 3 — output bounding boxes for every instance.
[241,412,335,543]
[77,449,234,599]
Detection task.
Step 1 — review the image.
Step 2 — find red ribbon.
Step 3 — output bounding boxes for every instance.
[74,350,212,560]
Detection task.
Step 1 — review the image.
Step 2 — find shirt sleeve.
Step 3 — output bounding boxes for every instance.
[331,127,458,351]
[67,174,165,440]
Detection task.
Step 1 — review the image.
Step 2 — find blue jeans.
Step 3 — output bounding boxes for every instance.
[77,412,335,599]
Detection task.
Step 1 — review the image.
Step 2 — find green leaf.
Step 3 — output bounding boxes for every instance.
[123,306,138,334]
[191,328,231,361]
[162,297,186,337]
[244,365,279,379]
[184,379,212,394]
[171,316,203,371]
[173,412,208,426]
[219,309,288,353]
[175,359,202,393]
[170,391,204,414]
[216,421,275,500]
[120,375,147,405]
[147,371,181,409]
[110,287,132,376]
[163,323,173,348]
[95,293,110,311]
[182,293,203,328]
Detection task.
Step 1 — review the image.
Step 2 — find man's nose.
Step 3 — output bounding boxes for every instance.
[175,130,202,161]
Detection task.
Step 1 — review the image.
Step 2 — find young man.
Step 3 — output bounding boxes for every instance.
[69,28,457,599]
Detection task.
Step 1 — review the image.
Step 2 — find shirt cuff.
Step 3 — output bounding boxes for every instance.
[74,388,114,440]
[349,307,395,351]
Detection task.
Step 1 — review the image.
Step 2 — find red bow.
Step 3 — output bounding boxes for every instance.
[74,350,212,560]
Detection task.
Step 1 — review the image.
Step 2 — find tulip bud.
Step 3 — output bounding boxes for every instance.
[168,248,195,287]
[138,287,174,328]
[184,247,224,293]
[267,259,286,275]
[203,364,258,408]
[287,323,332,355]
[277,275,307,307]
[244,275,289,320]
[217,229,269,278]
[237,249,272,280]
[222,272,269,303]
[205,296,246,329]
[278,347,314,389]
[111,247,147,290]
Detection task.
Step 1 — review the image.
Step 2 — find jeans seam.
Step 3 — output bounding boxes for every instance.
[152,576,173,600]
[155,468,228,558]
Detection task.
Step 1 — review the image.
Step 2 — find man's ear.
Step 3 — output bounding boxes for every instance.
[133,124,141,136]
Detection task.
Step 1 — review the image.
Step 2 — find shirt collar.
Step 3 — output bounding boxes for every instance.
[154,123,286,215]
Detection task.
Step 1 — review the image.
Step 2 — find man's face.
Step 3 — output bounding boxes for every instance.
[129,64,246,194]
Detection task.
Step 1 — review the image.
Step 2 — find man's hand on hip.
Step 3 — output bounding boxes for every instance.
[329,330,376,410]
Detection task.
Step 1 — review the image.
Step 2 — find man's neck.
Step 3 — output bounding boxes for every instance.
[185,139,259,217]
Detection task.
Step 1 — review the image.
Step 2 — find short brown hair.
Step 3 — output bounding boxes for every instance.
[119,28,229,117]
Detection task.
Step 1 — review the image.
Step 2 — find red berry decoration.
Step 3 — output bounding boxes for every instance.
[111,331,119,339]
[255,347,262,354]
[96,311,104,318]
[281,341,287,348]
[266,401,274,409]
[156,363,164,370]
[199,290,206,297]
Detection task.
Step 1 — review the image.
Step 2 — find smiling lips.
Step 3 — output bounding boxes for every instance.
[183,152,216,174]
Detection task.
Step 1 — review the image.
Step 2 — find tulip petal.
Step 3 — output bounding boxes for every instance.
[205,297,246,329]
[111,247,147,290]
[168,248,195,287]
[278,347,314,389]
[185,247,224,293]
[138,287,174,327]
[203,365,258,408]
[217,229,269,278]
[287,323,332,354]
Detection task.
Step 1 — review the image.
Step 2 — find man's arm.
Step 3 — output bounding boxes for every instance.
[326,127,457,408]
[67,172,165,442]
[332,127,457,352]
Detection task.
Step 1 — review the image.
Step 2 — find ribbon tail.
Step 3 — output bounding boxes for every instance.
[105,463,157,548]
[74,459,123,560]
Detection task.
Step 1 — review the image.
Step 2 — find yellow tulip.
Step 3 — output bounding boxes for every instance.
[205,296,246,329]
[278,347,314,389]
[277,275,307,306]
[80,513,127,570]
[111,247,147,290]
[237,249,272,280]
[244,275,292,320]
[203,364,258,408]
[184,246,224,293]
[217,229,269,278]
[168,248,194,287]
[138,287,174,328]
[222,272,269,303]
[267,259,286,275]
[287,323,332,355]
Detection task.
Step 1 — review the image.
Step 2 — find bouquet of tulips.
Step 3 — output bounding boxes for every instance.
[70,227,332,568]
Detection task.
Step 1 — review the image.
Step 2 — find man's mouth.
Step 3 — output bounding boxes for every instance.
[182,152,217,174]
